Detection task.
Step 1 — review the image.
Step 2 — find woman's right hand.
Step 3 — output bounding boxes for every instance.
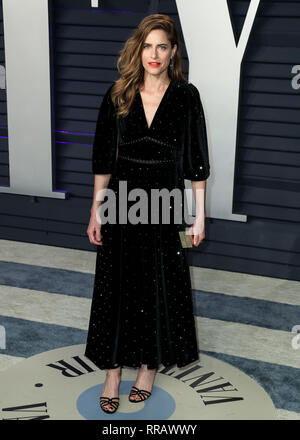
[87,207,103,246]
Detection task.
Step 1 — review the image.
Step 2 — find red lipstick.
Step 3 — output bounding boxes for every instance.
[148,62,161,67]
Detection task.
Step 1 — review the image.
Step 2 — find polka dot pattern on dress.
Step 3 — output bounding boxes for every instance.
[85,79,210,370]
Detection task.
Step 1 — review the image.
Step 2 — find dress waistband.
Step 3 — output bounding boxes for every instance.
[117,155,177,165]
[118,137,182,164]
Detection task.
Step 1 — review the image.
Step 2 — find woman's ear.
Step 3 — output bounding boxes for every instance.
[172,43,177,58]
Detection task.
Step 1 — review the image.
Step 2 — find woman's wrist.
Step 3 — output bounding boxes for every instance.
[195,212,205,221]
[91,201,101,213]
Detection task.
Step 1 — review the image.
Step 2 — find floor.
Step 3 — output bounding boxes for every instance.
[0,239,299,420]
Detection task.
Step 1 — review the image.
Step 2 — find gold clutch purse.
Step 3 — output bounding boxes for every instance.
[179,230,193,248]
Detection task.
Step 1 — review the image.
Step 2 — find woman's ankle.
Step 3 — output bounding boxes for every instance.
[139,364,157,373]
[106,367,121,376]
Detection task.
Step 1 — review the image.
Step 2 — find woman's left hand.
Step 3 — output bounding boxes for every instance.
[189,216,205,247]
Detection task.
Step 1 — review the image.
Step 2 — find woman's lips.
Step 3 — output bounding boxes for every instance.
[148,62,161,67]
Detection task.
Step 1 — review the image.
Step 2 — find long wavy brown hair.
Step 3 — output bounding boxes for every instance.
[110,14,187,117]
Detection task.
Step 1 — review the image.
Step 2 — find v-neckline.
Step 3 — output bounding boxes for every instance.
[137,79,173,131]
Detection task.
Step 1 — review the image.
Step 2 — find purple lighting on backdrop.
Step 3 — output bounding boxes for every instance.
[57,130,93,136]
[56,140,92,146]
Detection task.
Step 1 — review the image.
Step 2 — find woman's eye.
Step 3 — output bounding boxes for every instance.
[144,45,167,49]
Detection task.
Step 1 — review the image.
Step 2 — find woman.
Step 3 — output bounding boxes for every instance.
[85,14,210,414]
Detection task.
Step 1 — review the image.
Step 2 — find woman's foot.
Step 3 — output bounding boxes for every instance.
[100,367,121,413]
[129,364,156,402]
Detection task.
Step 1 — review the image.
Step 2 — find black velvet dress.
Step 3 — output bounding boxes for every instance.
[84,78,210,370]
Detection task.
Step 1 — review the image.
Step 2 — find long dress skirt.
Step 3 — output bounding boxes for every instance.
[84,156,200,370]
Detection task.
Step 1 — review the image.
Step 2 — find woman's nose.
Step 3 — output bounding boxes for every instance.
[151,49,158,59]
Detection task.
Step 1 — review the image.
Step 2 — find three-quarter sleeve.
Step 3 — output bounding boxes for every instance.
[92,83,118,175]
[183,83,210,181]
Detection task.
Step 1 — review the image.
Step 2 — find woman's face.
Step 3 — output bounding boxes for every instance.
[141,29,176,78]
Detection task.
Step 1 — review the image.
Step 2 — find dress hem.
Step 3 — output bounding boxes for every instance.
[84,350,200,371]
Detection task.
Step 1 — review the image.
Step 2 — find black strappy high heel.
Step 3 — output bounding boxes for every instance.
[100,368,121,414]
[128,385,152,403]
[100,396,120,413]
